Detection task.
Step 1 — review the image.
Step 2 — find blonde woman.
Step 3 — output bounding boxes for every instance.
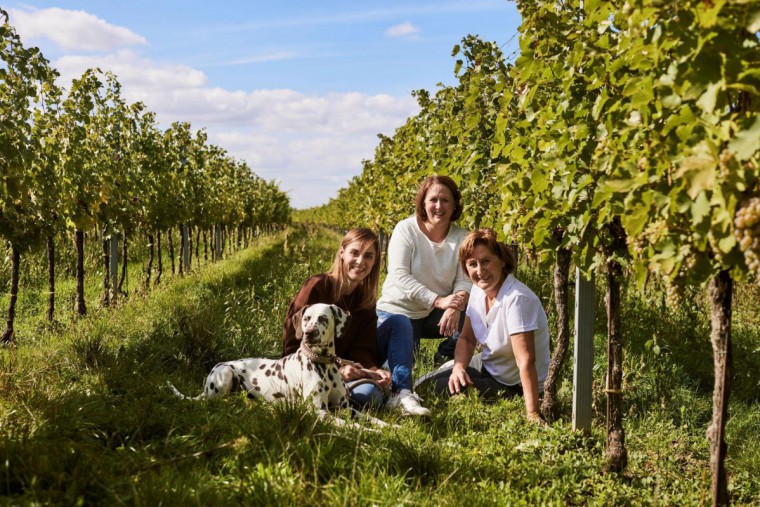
[283,228,391,407]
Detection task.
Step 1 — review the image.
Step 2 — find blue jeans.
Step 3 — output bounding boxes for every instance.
[348,382,385,408]
[376,309,463,391]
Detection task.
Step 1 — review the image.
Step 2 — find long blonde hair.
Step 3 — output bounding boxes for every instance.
[327,228,381,310]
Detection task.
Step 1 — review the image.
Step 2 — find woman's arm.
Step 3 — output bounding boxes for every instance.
[436,290,470,335]
[386,222,441,307]
[511,330,542,421]
[448,317,477,394]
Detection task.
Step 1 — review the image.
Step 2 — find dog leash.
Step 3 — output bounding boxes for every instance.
[336,357,390,394]
[299,344,389,394]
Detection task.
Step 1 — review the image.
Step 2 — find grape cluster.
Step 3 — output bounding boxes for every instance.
[658,276,685,309]
[734,196,760,281]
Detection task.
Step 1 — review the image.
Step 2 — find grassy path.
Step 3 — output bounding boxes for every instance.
[1,225,758,505]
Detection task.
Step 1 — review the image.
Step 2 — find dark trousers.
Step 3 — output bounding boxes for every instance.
[415,363,524,401]
[410,307,465,358]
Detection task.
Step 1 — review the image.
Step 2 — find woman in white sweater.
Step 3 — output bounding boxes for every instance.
[376,175,471,416]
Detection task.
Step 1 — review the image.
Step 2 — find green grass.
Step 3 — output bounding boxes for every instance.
[1,225,759,505]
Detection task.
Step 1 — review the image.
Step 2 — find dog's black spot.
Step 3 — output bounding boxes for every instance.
[275,363,282,371]
[307,363,313,371]
[242,369,246,373]
[210,382,215,390]
[251,377,258,386]
[259,364,266,369]
[273,392,285,399]
[265,370,272,376]
[333,382,337,388]
[247,392,255,399]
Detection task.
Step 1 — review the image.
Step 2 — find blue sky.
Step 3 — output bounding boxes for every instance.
[7,1,521,208]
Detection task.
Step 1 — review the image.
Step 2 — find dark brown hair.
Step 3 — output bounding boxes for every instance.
[414,175,463,223]
[327,228,380,310]
[458,228,516,277]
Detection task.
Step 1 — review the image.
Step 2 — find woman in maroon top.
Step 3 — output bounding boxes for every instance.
[282,228,392,407]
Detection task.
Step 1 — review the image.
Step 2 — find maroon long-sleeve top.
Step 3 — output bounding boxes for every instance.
[282,274,379,369]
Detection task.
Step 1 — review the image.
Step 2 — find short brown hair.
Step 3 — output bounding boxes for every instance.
[414,175,463,223]
[328,228,380,310]
[458,228,516,277]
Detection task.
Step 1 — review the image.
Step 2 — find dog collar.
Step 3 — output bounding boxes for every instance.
[299,343,336,364]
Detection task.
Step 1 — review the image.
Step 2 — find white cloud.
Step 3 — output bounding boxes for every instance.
[55,51,207,92]
[223,51,298,66]
[52,50,419,208]
[8,7,146,51]
[385,21,420,38]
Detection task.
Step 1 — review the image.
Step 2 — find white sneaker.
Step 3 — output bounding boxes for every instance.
[386,390,431,417]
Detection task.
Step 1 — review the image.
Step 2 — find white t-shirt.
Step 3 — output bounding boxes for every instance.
[466,274,550,388]
[377,216,471,319]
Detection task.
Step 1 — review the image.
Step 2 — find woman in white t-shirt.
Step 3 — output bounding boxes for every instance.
[415,228,550,423]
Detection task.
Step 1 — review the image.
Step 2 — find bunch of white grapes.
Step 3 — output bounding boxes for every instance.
[734,196,760,281]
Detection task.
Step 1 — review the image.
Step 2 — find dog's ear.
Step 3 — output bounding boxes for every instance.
[330,305,350,339]
[293,305,309,340]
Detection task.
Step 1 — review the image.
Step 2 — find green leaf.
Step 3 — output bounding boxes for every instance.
[696,81,722,114]
[718,234,736,254]
[696,0,727,28]
[602,178,637,193]
[676,144,717,200]
[749,10,760,33]
[623,203,650,237]
[690,191,711,226]
[728,116,760,161]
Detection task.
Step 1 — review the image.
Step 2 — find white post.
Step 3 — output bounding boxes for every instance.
[573,267,595,434]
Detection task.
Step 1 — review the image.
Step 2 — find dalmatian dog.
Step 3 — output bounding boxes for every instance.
[167,303,387,428]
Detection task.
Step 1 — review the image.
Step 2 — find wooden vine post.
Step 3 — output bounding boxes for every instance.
[707,270,733,507]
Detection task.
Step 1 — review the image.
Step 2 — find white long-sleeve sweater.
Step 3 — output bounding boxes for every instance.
[377,216,471,319]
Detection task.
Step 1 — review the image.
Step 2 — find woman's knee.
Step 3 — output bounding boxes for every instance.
[350,383,385,408]
[379,314,413,341]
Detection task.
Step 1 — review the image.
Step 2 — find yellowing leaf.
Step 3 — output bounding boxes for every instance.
[676,144,717,199]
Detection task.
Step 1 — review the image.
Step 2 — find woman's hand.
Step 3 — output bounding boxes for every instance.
[438,308,461,336]
[434,293,466,311]
[339,363,366,381]
[448,365,473,395]
[527,411,548,427]
[369,368,392,390]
